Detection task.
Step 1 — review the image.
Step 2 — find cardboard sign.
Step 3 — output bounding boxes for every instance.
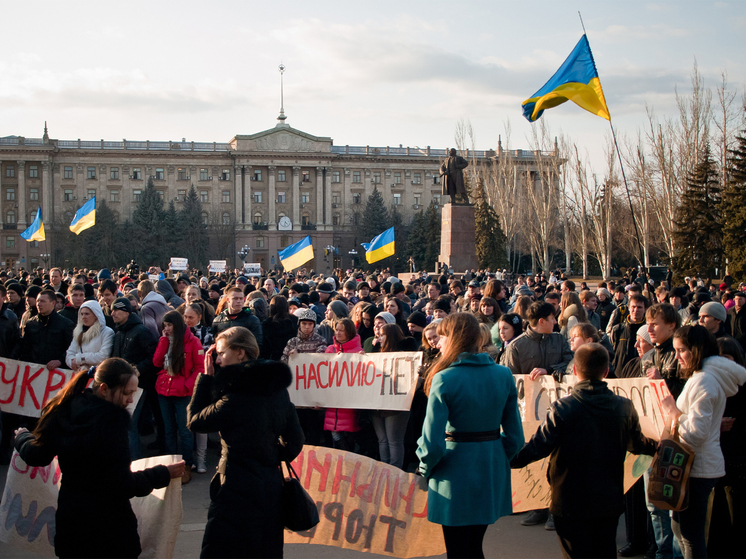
[287,352,423,411]
[169,257,188,271]
[284,446,444,558]
[208,260,227,273]
[243,263,261,277]
[0,358,75,418]
[0,452,183,558]
[148,274,160,283]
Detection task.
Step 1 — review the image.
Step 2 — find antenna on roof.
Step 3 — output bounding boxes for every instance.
[277,63,287,124]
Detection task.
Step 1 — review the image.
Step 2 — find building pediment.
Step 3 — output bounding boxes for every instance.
[230,124,332,153]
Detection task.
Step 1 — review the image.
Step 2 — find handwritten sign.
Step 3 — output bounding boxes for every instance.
[0,358,75,418]
[243,263,261,277]
[287,353,423,411]
[284,446,444,558]
[208,260,226,274]
[169,257,188,271]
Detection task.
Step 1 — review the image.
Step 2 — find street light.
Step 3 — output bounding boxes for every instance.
[40,253,51,269]
[348,249,358,268]
[237,245,250,261]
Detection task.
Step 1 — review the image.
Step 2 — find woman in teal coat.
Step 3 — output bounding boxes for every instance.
[417,312,523,559]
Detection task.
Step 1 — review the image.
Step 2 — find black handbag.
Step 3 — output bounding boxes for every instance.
[281,460,320,532]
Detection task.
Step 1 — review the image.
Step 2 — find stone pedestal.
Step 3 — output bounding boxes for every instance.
[439,203,478,271]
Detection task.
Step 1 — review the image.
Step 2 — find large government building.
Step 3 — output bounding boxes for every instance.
[0,115,553,271]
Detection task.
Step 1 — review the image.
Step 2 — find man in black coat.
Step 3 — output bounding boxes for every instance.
[211,287,263,345]
[16,290,74,370]
[512,344,657,559]
[0,284,20,358]
[6,282,25,319]
[726,291,746,348]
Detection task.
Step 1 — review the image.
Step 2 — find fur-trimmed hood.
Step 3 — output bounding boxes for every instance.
[213,358,292,399]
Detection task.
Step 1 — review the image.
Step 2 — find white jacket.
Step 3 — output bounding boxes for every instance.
[677,355,746,478]
[65,300,114,369]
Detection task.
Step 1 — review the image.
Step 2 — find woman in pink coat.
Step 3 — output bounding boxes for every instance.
[324,318,362,451]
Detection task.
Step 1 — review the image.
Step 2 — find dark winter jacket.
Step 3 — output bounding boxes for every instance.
[187,360,304,558]
[597,300,616,330]
[611,318,645,375]
[502,325,574,381]
[511,380,657,519]
[212,307,263,347]
[0,304,19,359]
[59,303,79,325]
[15,390,171,558]
[111,313,158,377]
[726,305,746,348]
[260,315,298,361]
[156,279,185,309]
[16,310,74,366]
[641,336,685,398]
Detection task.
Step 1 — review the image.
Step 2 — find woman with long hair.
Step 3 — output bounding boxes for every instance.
[495,312,523,365]
[357,303,378,342]
[260,295,298,361]
[513,295,533,322]
[65,299,115,369]
[15,358,185,558]
[317,300,349,345]
[558,291,589,339]
[188,327,304,558]
[417,313,523,559]
[476,296,501,326]
[478,323,500,362]
[180,284,216,326]
[154,310,204,484]
[384,296,409,331]
[483,279,508,314]
[660,325,746,559]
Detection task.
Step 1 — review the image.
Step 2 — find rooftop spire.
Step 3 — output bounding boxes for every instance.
[43,121,49,143]
[277,63,287,126]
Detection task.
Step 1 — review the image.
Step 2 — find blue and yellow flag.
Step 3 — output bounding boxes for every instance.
[522,34,610,123]
[20,207,45,242]
[69,196,96,235]
[278,236,314,271]
[363,227,395,264]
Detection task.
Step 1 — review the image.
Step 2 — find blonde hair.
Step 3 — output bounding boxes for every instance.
[424,313,481,395]
[216,326,259,361]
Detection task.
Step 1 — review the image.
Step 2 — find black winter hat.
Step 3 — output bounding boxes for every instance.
[407,311,428,328]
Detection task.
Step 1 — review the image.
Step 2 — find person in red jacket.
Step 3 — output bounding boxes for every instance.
[324,318,362,451]
[154,310,204,484]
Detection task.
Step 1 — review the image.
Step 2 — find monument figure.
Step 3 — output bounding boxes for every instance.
[440,148,470,205]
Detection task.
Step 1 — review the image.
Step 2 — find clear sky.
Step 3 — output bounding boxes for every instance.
[2,0,744,173]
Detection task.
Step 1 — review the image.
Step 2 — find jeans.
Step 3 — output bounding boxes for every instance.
[128,390,146,460]
[672,477,718,559]
[644,469,682,559]
[158,395,193,464]
[371,411,410,469]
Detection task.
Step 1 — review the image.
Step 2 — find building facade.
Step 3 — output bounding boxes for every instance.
[0,119,554,272]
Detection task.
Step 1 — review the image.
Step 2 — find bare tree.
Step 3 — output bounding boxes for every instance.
[713,72,743,188]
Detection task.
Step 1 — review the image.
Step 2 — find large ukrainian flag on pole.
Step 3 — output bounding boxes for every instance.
[69,196,96,235]
[278,236,314,271]
[363,227,395,264]
[522,34,610,122]
[20,207,45,242]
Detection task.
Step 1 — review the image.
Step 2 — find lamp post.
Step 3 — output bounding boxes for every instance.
[348,249,358,268]
[40,253,51,269]
[237,245,250,274]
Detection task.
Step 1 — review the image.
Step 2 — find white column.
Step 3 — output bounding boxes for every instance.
[268,165,276,230]
[324,170,332,231]
[16,161,26,227]
[315,167,324,228]
[292,166,301,231]
[244,166,252,228]
[41,162,51,227]
[234,165,243,225]
[0,159,4,228]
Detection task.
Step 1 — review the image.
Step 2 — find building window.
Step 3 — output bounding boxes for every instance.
[132,168,142,180]
[221,169,230,181]
[393,193,402,206]
[301,192,310,204]
[177,189,186,201]
[352,213,360,226]
[5,166,14,178]
[31,241,39,248]
[332,192,341,204]
[64,166,73,179]
[413,172,422,184]
[6,237,15,249]
[29,188,39,201]
[64,189,73,202]
[156,190,164,200]
[222,190,230,203]
[87,189,96,200]
[253,191,263,204]
[433,194,441,205]
[6,211,15,224]
[155,168,164,180]
[301,215,311,226]
[302,171,310,183]
[277,169,286,182]
[332,171,341,183]
[256,237,265,249]
[280,235,290,248]
[433,175,440,185]
[373,172,381,184]
[110,190,120,202]
[29,165,39,178]
[353,193,361,205]
[413,194,421,206]
[353,171,361,183]
[87,167,96,179]
[332,214,340,226]
[199,191,208,203]
[253,169,262,182]
[6,188,14,201]
[222,212,231,225]
[178,168,187,180]
[253,213,263,225]
[200,168,209,181]
[133,190,142,202]
[110,167,119,180]
[29,209,37,222]
[277,191,286,204]
[201,212,209,225]
[394,172,401,185]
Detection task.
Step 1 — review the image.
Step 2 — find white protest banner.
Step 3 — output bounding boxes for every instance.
[0,358,74,418]
[0,452,183,558]
[169,257,188,271]
[208,260,227,273]
[148,274,160,283]
[284,446,444,558]
[287,352,422,411]
[243,262,261,276]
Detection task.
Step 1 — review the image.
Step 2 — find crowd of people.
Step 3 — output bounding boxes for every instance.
[2,262,745,558]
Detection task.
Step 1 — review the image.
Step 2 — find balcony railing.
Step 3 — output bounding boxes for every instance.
[252,223,268,230]
[301,224,316,230]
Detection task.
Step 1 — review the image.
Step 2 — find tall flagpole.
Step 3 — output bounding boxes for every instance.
[579,12,646,268]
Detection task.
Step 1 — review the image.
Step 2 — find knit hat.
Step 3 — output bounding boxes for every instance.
[699,302,727,323]
[636,324,653,346]
[296,308,318,323]
[407,311,428,328]
[7,283,24,298]
[376,312,396,324]
[111,297,133,313]
[596,288,611,300]
[317,282,334,294]
[517,285,533,297]
[25,285,42,299]
[327,300,349,318]
[433,298,452,313]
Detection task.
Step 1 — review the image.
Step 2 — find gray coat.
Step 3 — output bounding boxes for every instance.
[501,325,574,381]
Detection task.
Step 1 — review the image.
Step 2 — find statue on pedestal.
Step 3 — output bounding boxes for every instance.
[440,148,470,205]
